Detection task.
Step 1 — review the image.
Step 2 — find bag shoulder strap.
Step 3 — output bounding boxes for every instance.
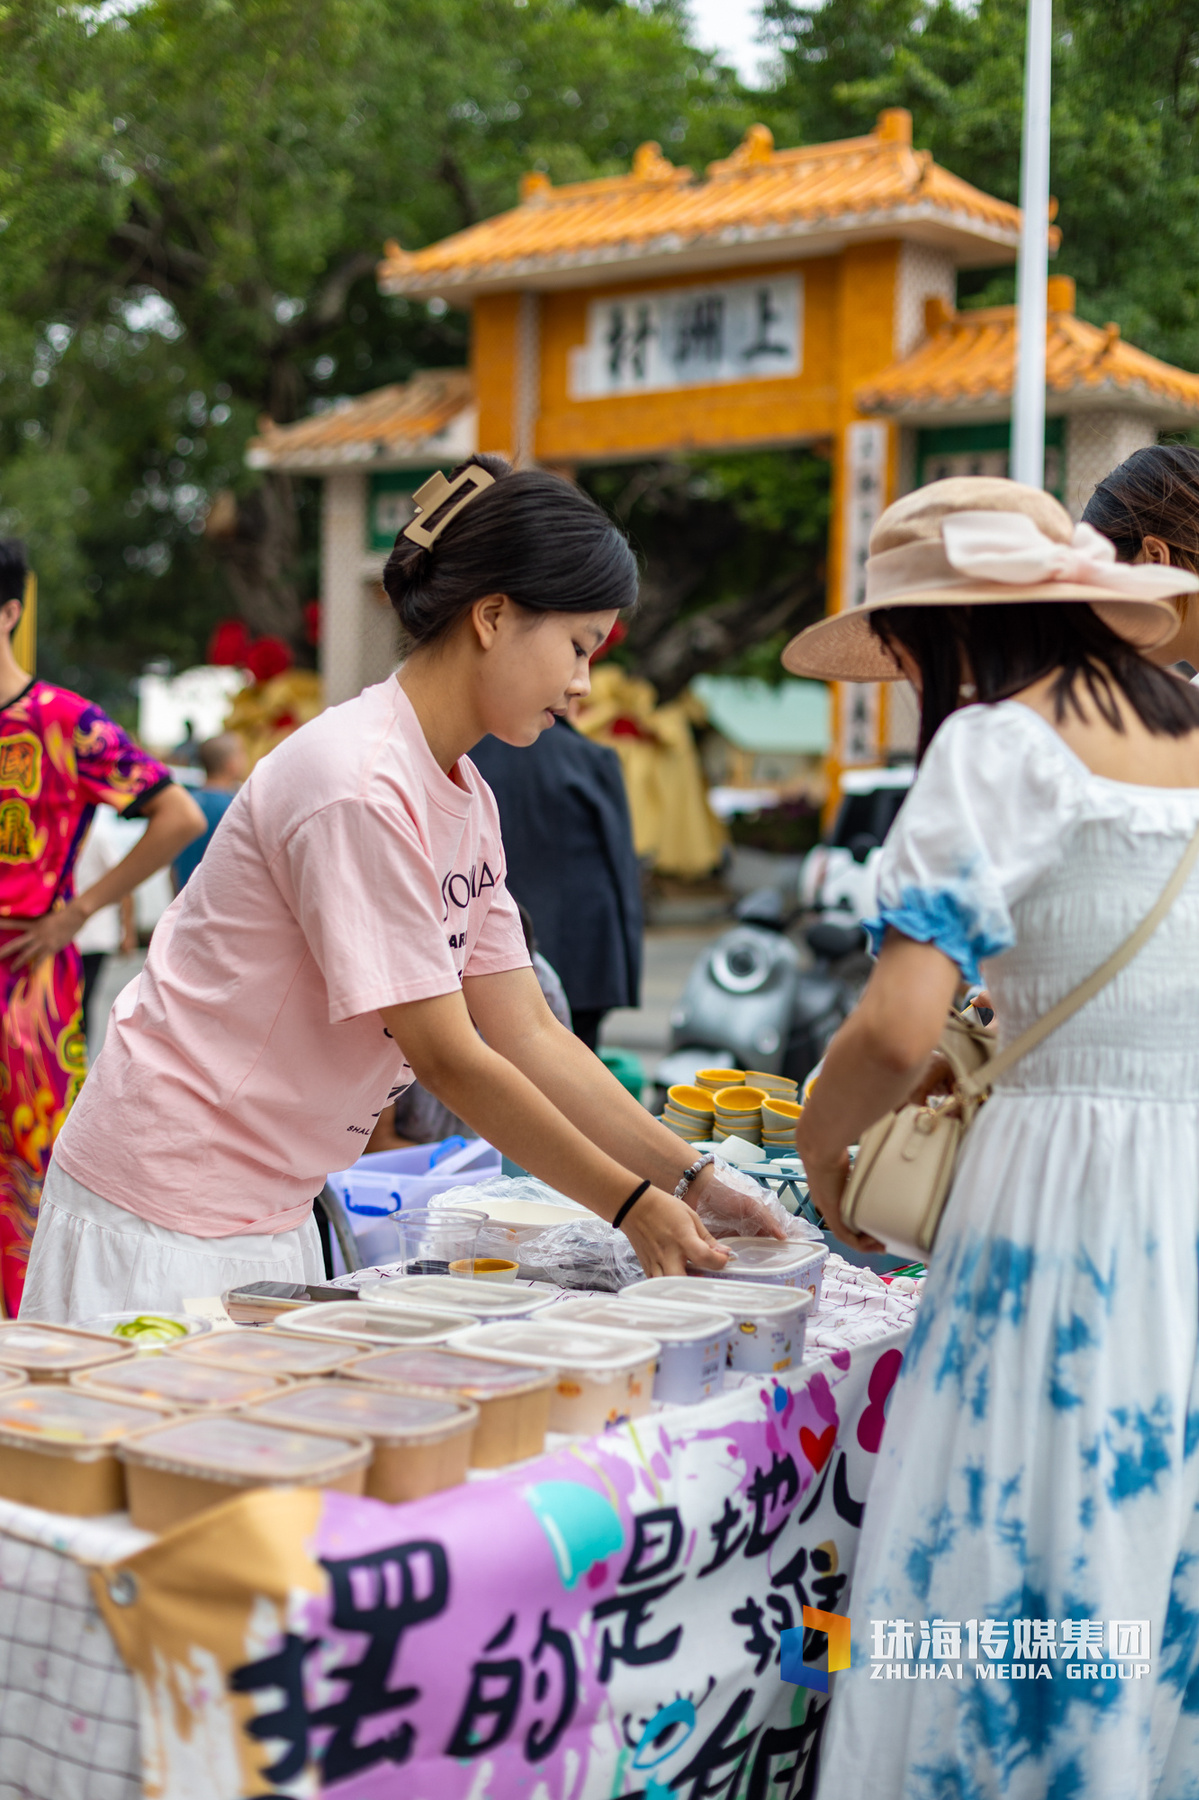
[959,814,1199,1101]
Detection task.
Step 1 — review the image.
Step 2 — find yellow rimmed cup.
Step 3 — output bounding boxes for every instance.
[762,1097,802,1131]
[746,1071,799,1100]
[696,1068,745,1093]
[667,1085,716,1122]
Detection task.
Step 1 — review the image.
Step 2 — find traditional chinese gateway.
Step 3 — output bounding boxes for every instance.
[250,111,1199,781]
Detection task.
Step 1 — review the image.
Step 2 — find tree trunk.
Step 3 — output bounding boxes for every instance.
[207,472,307,655]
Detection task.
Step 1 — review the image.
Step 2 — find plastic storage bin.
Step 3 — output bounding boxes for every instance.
[626,1275,812,1373]
[119,1414,371,1530]
[243,1382,479,1501]
[0,1387,170,1515]
[0,1322,136,1383]
[357,1275,556,1321]
[171,1330,362,1378]
[701,1239,828,1305]
[72,1356,292,1412]
[324,1137,501,1273]
[449,1320,659,1435]
[552,1296,732,1404]
[345,1346,554,1467]
[274,1300,469,1350]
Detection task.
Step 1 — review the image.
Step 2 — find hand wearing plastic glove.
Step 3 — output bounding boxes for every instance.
[690,1158,788,1241]
[620,1187,732,1279]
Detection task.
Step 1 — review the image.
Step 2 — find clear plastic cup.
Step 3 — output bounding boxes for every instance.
[393,1207,481,1278]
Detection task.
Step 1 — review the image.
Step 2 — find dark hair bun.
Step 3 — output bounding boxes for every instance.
[383,455,636,644]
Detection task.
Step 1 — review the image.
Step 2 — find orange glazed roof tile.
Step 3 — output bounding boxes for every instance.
[245,370,474,473]
[378,111,1036,298]
[857,280,1199,425]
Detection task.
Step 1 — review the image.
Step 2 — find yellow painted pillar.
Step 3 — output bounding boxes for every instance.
[823,244,901,821]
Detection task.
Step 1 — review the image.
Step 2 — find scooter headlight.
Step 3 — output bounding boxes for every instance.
[711,935,771,995]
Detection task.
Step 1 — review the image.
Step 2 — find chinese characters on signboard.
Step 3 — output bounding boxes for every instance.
[570,276,803,398]
[839,421,889,766]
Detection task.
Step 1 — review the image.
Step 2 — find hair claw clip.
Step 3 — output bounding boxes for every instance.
[402,465,496,549]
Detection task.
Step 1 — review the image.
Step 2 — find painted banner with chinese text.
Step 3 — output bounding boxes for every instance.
[94,1332,907,1800]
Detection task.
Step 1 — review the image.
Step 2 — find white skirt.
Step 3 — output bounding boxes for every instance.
[20,1158,325,1322]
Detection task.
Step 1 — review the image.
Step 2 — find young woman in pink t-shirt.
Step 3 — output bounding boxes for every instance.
[25,457,782,1318]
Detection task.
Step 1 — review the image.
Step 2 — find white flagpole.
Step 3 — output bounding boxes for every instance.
[1011,0,1052,486]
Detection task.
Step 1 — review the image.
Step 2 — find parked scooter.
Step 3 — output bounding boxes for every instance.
[654,888,860,1096]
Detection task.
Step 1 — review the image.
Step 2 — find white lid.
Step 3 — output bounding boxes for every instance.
[624,1276,814,1318]
[0,1322,136,1374]
[274,1301,468,1347]
[710,1239,828,1273]
[358,1276,556,1319]
[0,1386,165,1451]
[553,1296,733,1343]
[0,1369,26,1395]
[172,1331,361,1375]
[450,1319,660,1375]
[73,1357,290,1409]
[119,1413,370,1483]
[346,1346,554,1398]
[246,1382,478,1445]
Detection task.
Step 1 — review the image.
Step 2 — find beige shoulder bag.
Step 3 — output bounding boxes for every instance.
[840,818,1199,1260]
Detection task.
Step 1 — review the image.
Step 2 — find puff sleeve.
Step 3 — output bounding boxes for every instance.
[865,703,1078,984]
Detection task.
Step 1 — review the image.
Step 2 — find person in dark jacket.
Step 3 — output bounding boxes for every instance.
[471,712,642,1050]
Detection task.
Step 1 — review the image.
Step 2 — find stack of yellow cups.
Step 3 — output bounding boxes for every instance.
[662,1085,715,1145]
[745,1071,800,1105]
[761,1097,802,1149]
[713,1085,767,1144]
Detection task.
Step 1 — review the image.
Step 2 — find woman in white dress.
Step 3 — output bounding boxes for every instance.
[785,477,1199,1797]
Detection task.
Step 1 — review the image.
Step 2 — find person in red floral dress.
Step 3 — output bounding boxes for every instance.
[0,541,203,1314]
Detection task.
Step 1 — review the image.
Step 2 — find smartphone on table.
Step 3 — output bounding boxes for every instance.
[222,1279,358,1326]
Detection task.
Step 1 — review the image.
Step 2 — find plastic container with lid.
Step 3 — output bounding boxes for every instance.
[357,1275,556,1322]
[118,1413,371,1531]
[70,1312,211,1352]
[169,1329,362,1378]
[626,1275,812,1373]
[0,1386,171,1515]
[449,1320,658,1435]
[274,1301,468,1350]
[701,1238,828,1305]
[0,1369,27,1396]
[0,1321,137,1383]
[242,1381,479,1502]
[71,1355,292,1412]
[551,1295,733,1405]
[345,1347,554,1467]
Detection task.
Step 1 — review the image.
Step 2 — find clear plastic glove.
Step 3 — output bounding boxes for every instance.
[622,1187,731,1279]
[690,1159,789,1241]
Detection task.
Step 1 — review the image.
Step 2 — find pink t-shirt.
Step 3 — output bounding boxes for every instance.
[56,679,530,1235]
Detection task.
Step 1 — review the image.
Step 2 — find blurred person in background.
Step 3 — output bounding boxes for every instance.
[470,698,642,1051]
[1084,442,1199,674]
[171,731,248,891]
[363,901,569,1154]
[73,808,138,1043]
[0,539,203,1314]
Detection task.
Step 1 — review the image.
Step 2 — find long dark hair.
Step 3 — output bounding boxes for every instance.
[1083,443,1199,571]
[871,601,1199,761]
[383,453,637,646]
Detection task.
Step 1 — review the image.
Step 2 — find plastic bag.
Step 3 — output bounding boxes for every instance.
[693,1158,824,1246]
[511,1218,643,1292]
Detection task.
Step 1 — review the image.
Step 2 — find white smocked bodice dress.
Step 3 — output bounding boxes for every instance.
[817,701,1199,1800]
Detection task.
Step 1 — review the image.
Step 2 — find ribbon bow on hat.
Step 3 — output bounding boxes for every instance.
[941,512,1190,600]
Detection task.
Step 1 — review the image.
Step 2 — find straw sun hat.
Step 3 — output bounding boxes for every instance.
[782,476,1199,684]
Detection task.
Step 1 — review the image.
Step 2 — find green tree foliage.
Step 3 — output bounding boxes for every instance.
[0,0,750,696]
[6,1,1199,705]
[762,0,1199,359]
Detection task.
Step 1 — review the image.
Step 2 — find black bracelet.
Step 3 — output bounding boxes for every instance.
[612,1179,651,1231]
